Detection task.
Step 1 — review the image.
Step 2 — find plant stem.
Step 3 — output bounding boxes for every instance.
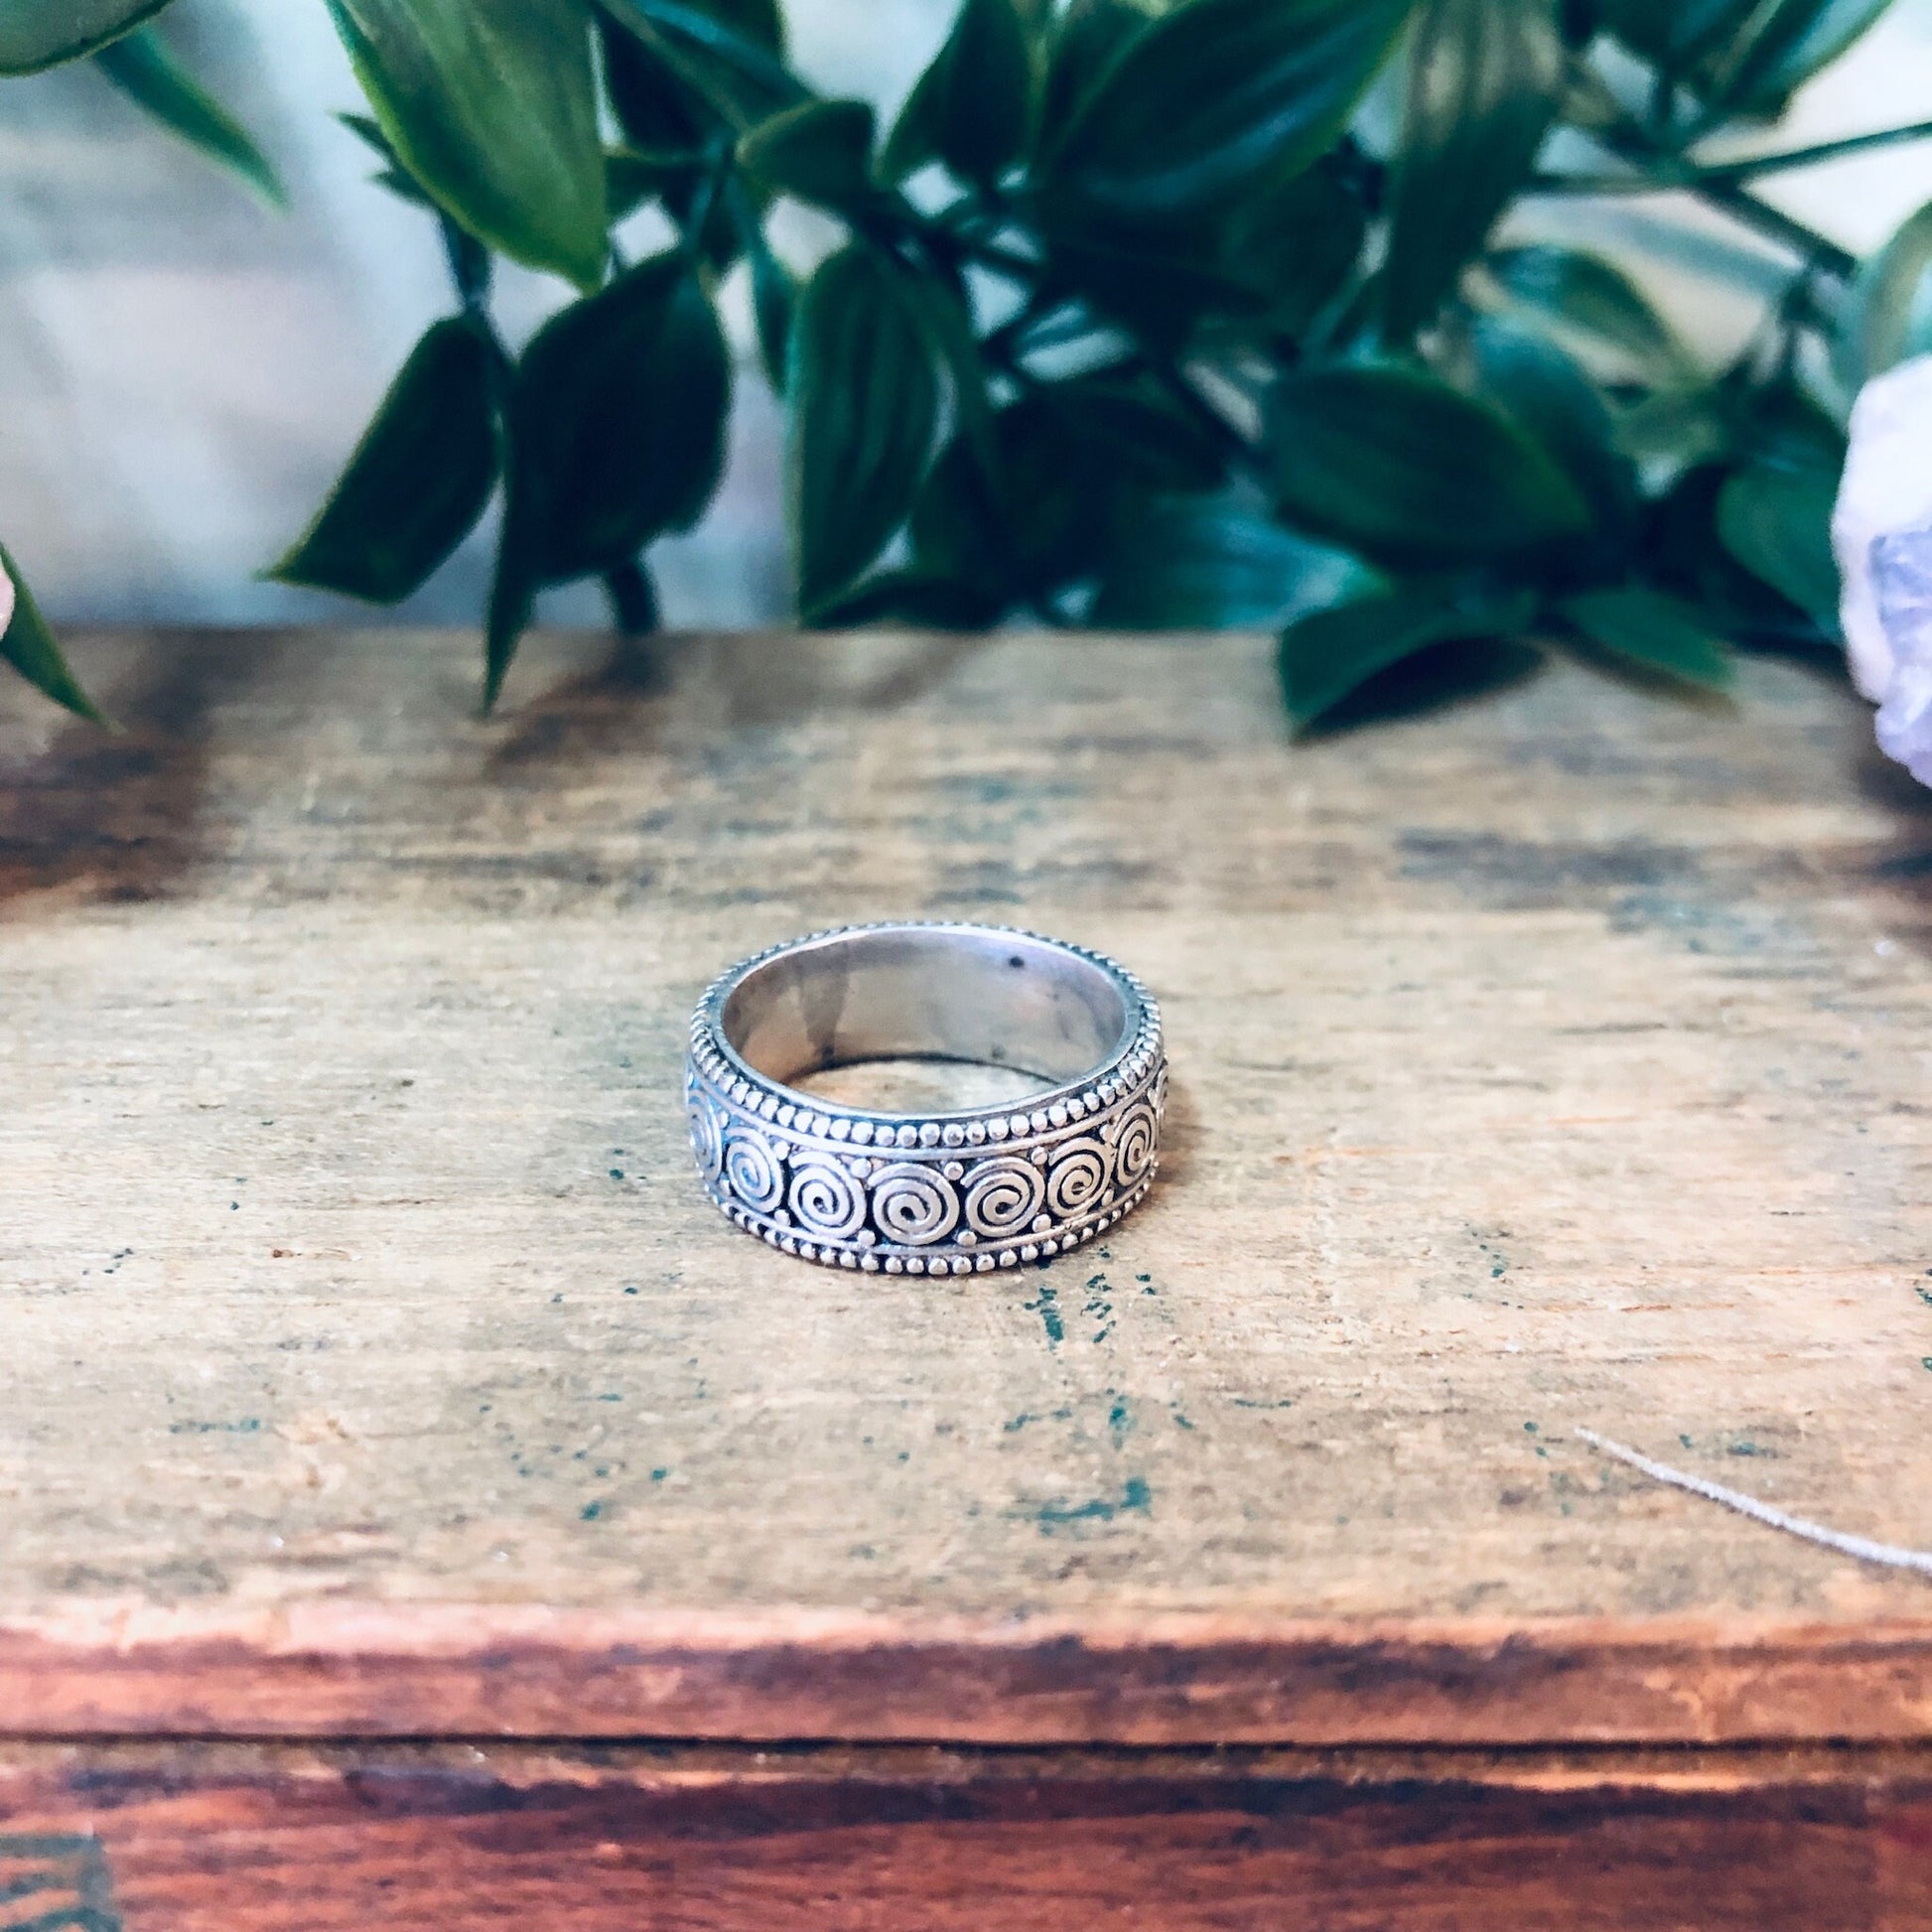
[941,227,1044,282]
[1536,116,1932,195]
[604,559,658,637]
[1699,177,1858,280]
[1570,113,1860,282]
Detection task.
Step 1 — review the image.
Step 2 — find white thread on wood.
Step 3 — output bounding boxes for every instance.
[1575,1428,1932,1579]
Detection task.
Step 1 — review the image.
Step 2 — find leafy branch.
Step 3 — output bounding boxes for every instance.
[3,0,1931,732]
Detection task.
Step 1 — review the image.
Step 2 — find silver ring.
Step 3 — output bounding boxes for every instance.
[684,922,1166,1273]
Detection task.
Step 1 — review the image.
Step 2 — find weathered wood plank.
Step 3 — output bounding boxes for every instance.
[2,628,1931,1742]
[3,1740,1931,1931]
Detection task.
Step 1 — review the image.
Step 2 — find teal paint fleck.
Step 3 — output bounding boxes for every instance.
[0,1835,119,1932]
[581,1500,604,1520]
[1230,1397,1293,1411]
[1727,1441,1764,1456]
[1172,1409,1194,1432]
[1680,1433,1695,1449]
[1004,1407,1072,1433]
[1025,1283,1063,1347]
[1084,1274,1115,1343]
[1918,1283,1932,1308]
[596,1392,622,1402]
[1524,1421,1538,1434]
[168,1418,261,1436]
[1035,1476,1152,1531]
[1108,1397,1133,1449]
[610,1168,625,1180]
[623,1284,639,1296]
[650,1466,668,1481]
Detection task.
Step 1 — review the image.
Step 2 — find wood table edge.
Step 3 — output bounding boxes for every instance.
[6,1604,1932,1744]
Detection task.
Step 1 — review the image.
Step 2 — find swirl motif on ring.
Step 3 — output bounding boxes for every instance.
[687,1086,727,1185]
[963,1156,1045,1240]
[1044,1139,1112,1220]
[787,1158,868,1240]
[868,1162,961,1246]
[1112,1102,1160,1189]
[723,1124,786,1215]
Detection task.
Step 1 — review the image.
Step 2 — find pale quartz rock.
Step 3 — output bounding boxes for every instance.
[1834,353,1932,702]
[0,553,12,639]
[1870,528,1932,784]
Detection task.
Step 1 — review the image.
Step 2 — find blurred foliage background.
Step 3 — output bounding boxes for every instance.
[5,0,1932,725]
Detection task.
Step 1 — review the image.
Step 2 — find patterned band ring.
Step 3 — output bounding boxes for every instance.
[685,922,1166,1274]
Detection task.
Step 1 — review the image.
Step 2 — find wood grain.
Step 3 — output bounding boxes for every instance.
[5,1739,1932,1931]
[3,627,1932,1743]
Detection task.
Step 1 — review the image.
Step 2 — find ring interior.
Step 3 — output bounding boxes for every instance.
[719,928,1133,1097]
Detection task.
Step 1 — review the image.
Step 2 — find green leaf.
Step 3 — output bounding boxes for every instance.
[1596,0,1761,77]
[1484,245,1692,387]
[1469,314,1639,540]
[1702,0,1892,113]
[1279,585,1535,726]
[325,0,608,291]
[1380,0,1563,344]
[738,98,879,213]
[339,109,434,207]
[600,16,714,149]
[1716,462,1841,633]
[93,27,284,206]
[810,566,1005,629]
[1265,363,1594,568]
[270,316,499,605]
[486,255,730,705]
[788,246,942,616]
[484,524,540,714]
[1039,0,1150,133]
[684,0,783,54]
[599,0,806,133]
[742,204,796,391]
[908,374,1231,605]
[1602,0,1888,112]
[1837,199,1932,390]
[882,0,1035,187]
[0,0,171,74]
[1092,499,1374,627]
[511,254,731,580]
[1222,158,1366,337]
[1030,369,1227,493]
[1045,0,1410,214]
[0,545,101,721]
[1558,587,1734,687]
[896,274,996,478]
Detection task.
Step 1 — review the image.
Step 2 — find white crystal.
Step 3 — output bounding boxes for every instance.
[1870,527,1932,784]
[1834,354,1932,702]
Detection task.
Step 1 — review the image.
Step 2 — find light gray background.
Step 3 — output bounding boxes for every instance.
[2,0,1930,629]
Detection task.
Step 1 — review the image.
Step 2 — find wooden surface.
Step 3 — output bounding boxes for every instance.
[6,1740,1932,1930]
[4,627,1932,1746]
